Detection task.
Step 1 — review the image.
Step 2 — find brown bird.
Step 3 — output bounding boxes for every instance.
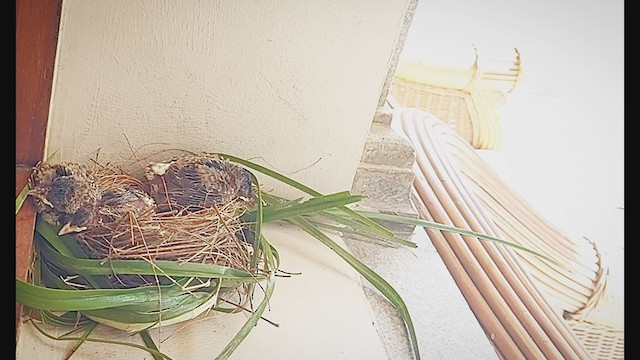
[29,161,156,235]
[145,154,255,214]
[96,186,156,223]
[29,162,101,235]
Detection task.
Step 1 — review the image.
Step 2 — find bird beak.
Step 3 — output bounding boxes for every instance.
[150,161,174,176]
[58,223,87,235]
[27,189,54,207]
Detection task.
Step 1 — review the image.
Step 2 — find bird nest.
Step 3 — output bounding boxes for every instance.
[30,154,260,290]
[77,165,255,289]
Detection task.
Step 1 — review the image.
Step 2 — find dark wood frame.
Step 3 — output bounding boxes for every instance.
[16,0,64,336]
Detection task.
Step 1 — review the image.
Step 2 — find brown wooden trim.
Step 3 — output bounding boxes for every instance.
[15,0,63,339]
[16,0,63,166]
[16,169,36,333]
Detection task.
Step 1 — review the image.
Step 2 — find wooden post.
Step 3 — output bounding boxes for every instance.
[15,0,63,337]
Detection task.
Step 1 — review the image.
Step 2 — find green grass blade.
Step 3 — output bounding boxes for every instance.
[288,216,420,360]
[62,321,98,360]
[29,320,173,360]
[35,226,112,289]
[16,279,187,311]
[45,151,58,163]
[82,292,211,324]
[38,252,217,322]
[140,330,164,360]
[357,211,560,266]
[250,178,264,270]
[216,153,397,240]
[39,311,91,327]
[38,240,259,280]
[216,154,318,195]
[36,220,87,258]
[215,274,276,360]
[310,210,417,248]
[84,284,220,333]
[246,191,363,223]
[258,235,278,274]
[16,183,30,214]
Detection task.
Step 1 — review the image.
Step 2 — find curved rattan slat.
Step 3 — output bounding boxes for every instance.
[402,110,588,359]
[440,123,607,317]
[396,108,622,359]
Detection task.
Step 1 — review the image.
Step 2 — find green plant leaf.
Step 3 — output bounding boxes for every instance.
[29,319,173,360]
[356,210,560,266]
[140,330,164,360]
[214,273,276,360]
[250,177,264,270]
[311,210,417,248]
[260,192,410,248]
[216,153,397,240]
[63,321,98,360]
[36,220,88,258]
[288,216,421,360]
[16,183,30,214]
[16,279,189,311]
[38,240,259,280]
[245,191,363,223]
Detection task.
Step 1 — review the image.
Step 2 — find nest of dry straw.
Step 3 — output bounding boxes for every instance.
[72,158,258,289]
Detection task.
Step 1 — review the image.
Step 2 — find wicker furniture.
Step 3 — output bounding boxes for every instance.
[395,108,623,359]
[390,47,521,150]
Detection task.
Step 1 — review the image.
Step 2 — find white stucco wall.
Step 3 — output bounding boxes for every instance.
[21,1,417,359]
[47,0,411,199]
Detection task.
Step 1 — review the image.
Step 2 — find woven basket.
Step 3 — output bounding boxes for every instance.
[390,78,475,145]
[570,321,624,360]
[390,48,521,151]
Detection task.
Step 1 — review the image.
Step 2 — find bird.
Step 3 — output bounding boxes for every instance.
[145,154,255,214]
[28,161,156,235]
[29,162,101,235]
[96,186,157,223]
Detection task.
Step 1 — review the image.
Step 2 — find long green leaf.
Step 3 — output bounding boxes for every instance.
[16,279,188,311]
[289,216,420,360]
[250,178,264,270]
[63,321,98,360]
[216,153,397,240]
[311,210,417,248]
[16,183,30,214]
[245,191,363,223]
[259,192,416,250]
[356,211,560,266]
[85,282,221,333]
[140,330,164,360]
[215,274,276,360]
[38,241,258,280]
[38,254,217,323]
[33,309,91,327]
[82,292,211,323]
[29,320,173,360]
[36,221,113,289]
[36,220,88,258]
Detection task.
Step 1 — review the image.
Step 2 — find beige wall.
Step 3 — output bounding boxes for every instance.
[47,0,412,198]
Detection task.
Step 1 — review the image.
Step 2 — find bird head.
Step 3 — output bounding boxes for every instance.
[58,207,94,235]
[27,187,54,208]
[51,173,102,211]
